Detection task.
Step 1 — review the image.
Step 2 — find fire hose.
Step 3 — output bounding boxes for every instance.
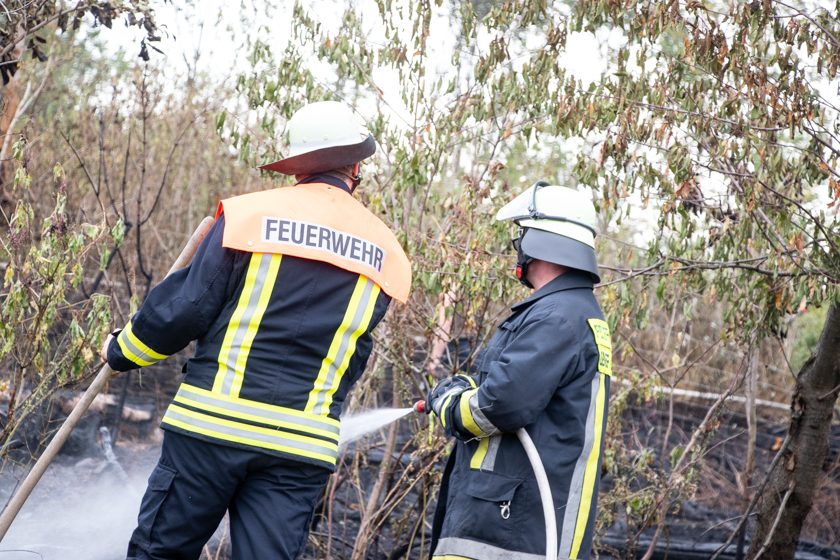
[0,216,215,542]
[414,400,558,560]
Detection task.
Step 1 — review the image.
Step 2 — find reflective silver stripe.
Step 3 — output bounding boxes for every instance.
[435,385,467,416]
[558,373,601,558]
[311,278,375,412]
[118,333,156,365]
[220,254,274,394]
[175,385,339,438]
[481,435,501,471]
[433,537,545,560]
[469,391,501,436]
[117,327,167,366]
[162,406,338,457]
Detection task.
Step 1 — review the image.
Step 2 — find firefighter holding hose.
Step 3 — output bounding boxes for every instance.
[101,101,410,559]
[425,182,611,560]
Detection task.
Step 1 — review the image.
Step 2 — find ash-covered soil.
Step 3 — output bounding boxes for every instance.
[0,437,160,560]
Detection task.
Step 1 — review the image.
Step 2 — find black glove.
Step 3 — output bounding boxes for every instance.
[426,374,475,419]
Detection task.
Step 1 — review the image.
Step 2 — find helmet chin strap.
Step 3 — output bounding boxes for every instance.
[350,162,362,192]
[326,163,362,193]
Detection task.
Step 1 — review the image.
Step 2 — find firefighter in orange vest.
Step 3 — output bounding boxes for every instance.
[102,101,411,559]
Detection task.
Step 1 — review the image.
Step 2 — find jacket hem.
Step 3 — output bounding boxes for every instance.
[432,537,546,560]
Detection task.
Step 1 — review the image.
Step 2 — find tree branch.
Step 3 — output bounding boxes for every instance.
[772,0,840,49]
[752,480,797,560]
[0,2,85,61]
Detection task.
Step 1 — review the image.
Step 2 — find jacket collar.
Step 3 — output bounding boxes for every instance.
[510,270,594,312]
[296,174,353,194]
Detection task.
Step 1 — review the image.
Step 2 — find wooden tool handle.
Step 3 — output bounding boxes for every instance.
[0,216,215,541]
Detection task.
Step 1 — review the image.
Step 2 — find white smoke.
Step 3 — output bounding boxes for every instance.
[0,405,419,559]
[0,458,150,560]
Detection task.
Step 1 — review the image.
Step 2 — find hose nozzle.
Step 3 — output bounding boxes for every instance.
[413,399,426,414]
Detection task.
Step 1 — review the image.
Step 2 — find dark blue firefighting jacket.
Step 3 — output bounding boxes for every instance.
[431,271,612,560]
[107,176,410,471]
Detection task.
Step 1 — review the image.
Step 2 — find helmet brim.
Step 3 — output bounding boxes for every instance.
[259,134,376,175]
[496,182,598,247]
[521,227,600,283]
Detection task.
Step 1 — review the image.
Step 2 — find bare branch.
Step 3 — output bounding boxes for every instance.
[752,480,797,560]
[772,0,840,50]
[709,435,792,560]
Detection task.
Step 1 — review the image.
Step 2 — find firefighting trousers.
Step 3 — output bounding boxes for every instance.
[126,430,331,560]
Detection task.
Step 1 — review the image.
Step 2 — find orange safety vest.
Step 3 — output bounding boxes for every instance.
[217,183,411,303]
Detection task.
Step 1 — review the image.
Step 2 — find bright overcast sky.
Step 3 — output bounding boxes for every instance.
[103,1,609,94]
[103,0,838,118]
[97,0,838,243]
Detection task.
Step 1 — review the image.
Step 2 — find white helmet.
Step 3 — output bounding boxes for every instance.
[496,181,600,282]
[260,101,375,175]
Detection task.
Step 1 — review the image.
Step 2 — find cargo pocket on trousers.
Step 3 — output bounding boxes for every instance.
[135,463,177,545]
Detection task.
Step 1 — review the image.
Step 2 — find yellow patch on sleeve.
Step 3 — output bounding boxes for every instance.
[587,318,613,377]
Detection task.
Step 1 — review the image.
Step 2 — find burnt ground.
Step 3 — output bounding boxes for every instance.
[296,396,840,560]
[597,398,840,560]
[0,387,838,560]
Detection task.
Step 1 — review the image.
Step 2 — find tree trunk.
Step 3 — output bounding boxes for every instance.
[748,303,840,559]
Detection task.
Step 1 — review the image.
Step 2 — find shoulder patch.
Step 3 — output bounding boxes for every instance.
[587,318,612,377]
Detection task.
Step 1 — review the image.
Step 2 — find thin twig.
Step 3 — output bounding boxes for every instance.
[641,366,745,560]
[709,435,792,560]
[137,111,203,227]
[818,383,840,400]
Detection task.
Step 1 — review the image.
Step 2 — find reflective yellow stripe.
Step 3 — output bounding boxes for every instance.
[469,437,489,469]
[458,389,485,437]
[162,404,338,466]
[569,372,608,558]
[116,336,153,367]
[438,391,458,428]
[305,280,365,412]
[172,393,339,442]
[229,254,282,397]
[213,254,281,394]
[305,276,379,415]
[123,322,167,359]
[456,374,477,389]
[116,320,168,367]
[166,404,337,449]
[434,537,545,560]
[176,383,339,427]
[587,318,612,377]
[212,254,262,392]
[319,282,378,413]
